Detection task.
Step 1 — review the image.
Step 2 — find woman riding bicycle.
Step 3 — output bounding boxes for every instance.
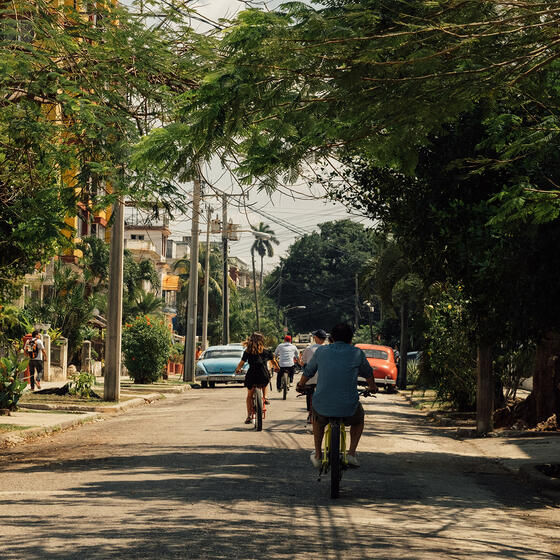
[235,332,276,424]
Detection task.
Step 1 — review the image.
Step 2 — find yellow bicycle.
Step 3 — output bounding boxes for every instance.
[319,390,373,499]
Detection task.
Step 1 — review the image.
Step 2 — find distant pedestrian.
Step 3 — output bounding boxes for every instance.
[300,329,328,423]
[25,331,47,390]
[274,335,299,391]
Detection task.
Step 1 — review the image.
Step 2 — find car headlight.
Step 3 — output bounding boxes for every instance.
[196,364,206,374]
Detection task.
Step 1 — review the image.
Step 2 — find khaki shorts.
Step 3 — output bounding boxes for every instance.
[312,403,365,427]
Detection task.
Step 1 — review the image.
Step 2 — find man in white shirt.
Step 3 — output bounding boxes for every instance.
[300,329,327,422]
[274,335,299,391]
[25,331,47,391]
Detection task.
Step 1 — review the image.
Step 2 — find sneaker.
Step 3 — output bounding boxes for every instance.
[244,417,252,424]
[36,382,41,390]
[347,454,360,468]
[264,399,270,405]
[310,453,321,469]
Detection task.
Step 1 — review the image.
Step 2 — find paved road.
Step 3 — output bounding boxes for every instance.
[0,387,558,559]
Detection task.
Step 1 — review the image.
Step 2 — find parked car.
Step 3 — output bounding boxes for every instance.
[196,345,247,388]
[354,344,398,392]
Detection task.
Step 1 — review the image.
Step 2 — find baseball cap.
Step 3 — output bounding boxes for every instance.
[284,335,292,342]
[312,329,328,340]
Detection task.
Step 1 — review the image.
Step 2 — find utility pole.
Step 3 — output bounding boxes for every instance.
[201,204,212,351]
[104,196,124,402]
[183,174,201,382]
[221,194,230,344]
[251,249,260,331]
[354,274,360,330]
[276,264,283,326]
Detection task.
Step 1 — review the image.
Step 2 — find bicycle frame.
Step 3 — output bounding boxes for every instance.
[321,420,347,472]
[250,386,267,430]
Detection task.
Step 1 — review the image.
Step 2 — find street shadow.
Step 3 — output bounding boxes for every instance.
[0,394,557,559]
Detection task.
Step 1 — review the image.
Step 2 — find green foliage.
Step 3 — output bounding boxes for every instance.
[0,305,32,347]
[25,261,100,363]
[407,358,421,386]
[266,220,382,333]
[122,315,172,384]
[69,371,97,399]
[0,353,28,410]
[229,288,281,347]
[494,343,536,401]
[169,343,184,364]
[250,222,280,286]
[352,325,378,345]
[423,285,477,412]
[0,0,194,295]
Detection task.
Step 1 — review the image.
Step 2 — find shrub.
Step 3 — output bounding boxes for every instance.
[122,315,172,384]
[69,371,97,398]
[0,353,28,410]
[423,284,477,411]
[169,342,184,364]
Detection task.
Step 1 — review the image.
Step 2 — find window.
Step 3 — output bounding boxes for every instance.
[202,350,243,360]
[363,349,389,360]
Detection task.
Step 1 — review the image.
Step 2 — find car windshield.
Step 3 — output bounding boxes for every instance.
[203,350,242,360]
[363,349,389,360]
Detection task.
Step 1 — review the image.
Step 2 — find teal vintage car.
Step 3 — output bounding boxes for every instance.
[196,345,248,388]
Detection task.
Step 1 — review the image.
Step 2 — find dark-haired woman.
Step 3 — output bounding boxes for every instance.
[235,332,276,424]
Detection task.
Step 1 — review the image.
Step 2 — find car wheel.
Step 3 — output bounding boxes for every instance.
[385,385,396,393]
[200,380,208,388]
[209,381,216,388]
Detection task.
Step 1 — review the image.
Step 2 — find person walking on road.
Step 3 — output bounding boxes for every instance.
[300,329,328,423]
[235,332,275,424]
[274,335,299,391]
[24,331,47,391]
[297,323,377,468]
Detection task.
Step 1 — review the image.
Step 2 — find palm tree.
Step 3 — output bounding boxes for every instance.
[130,290,165,316]
[250,222,280,286]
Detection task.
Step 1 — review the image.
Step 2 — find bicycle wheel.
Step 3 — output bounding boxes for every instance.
[254,387,263,431]
[330,422,341,498]
[282,372,288,400]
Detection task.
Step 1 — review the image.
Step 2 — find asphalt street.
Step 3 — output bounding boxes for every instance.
[0,386,558,559]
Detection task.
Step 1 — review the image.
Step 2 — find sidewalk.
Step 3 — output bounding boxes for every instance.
[0,375,191,446]
[400,390,560,497]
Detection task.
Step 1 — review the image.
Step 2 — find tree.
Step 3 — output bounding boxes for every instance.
[0,0,200,298]
[329,105,560,426]
[266,220,382,333]
[250,222,280,286]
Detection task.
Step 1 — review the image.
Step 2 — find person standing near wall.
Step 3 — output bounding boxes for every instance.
[25,331,47,391]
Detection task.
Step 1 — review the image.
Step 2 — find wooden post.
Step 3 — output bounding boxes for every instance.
[104,197,124,402]
[201,205,211,351]
[476,344,493,434]
[183,175,201,382]
[397,301,408,389]
[222,194,230,344]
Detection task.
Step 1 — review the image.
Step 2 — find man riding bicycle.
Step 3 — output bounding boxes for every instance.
[297,323,377,468]
[274,335,299,392]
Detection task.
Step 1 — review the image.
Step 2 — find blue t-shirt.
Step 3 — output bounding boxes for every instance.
[304,342,373,417]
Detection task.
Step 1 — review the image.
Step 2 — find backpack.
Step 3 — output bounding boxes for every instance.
[26,339,39,360]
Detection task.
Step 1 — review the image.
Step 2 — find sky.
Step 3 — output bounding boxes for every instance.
[155,0,373,270]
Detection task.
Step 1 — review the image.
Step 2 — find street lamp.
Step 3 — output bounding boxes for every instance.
[282,305,306,333]
[363,300,375,343]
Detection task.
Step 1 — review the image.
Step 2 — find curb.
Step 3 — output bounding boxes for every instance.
[0,412,101,447]
[19,392,164,414]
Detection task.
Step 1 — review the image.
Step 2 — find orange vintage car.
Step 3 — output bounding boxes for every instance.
[354,344,398,392]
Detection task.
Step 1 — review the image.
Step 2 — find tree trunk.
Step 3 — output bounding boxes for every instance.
[260,255,264,287]
[252,251,260,331]
[532,332,560,425]
[476,343,493,434]
[397,301,408,389]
